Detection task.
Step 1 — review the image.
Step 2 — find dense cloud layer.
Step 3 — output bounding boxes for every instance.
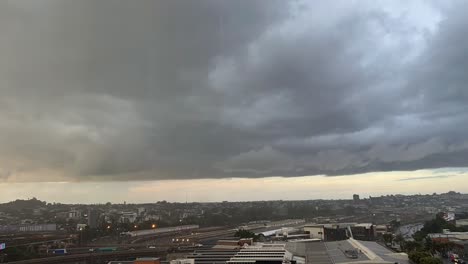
[1,0,468,181]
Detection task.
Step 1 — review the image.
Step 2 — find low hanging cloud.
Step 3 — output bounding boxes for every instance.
[397,175,453,181]
[1,0,468,182]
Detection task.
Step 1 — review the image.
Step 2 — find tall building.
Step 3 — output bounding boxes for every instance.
[87,209,100,229]
[120,212,138,223]
[138,207,146,216]
[68,209,81,219]
[353,194,360,202]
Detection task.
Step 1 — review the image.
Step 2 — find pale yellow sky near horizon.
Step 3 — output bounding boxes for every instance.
[0,169,466,204]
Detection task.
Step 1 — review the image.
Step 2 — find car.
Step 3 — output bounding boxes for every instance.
[450,254,460,262]
[454,259,466,264]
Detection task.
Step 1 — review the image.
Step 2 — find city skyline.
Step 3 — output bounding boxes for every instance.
[1,168,467,204]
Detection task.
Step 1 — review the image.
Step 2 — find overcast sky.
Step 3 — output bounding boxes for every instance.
[1,0,468,202]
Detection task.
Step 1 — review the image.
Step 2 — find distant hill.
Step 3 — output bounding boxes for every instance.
[0,198,46,211]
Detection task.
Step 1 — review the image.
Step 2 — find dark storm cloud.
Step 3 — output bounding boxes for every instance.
[1,0,468,181]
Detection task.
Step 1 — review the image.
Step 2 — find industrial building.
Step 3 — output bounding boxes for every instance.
[186,249,240,264]
[429,230,468,257]
[456,219,468,227]
[303,223,375,241]
[428,230,468,240]
[226,243,300,264]
[177,238,407,264]
[213,239,253,249]
[286,239,332,264]
[256,227,300,238]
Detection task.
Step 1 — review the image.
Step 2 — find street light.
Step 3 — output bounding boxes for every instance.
[152,224,156,229]
[79,227,83,246]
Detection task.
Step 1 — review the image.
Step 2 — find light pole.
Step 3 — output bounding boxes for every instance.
[79,227,83,246]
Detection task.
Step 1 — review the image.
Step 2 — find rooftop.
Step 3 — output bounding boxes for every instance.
[286,240,332,264]
[326,239,409,264]
[325,240,369,263]
[286,238,408,264]
[227,243,294,264]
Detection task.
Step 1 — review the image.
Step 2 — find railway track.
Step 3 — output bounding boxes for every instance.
[7,248,168,264]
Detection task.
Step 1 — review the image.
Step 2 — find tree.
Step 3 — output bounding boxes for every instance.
[424,237,434,253]
[394,234,404,243]
[390,219,401,229]
[404,241,423,252]
[420,256,442,264]
[393,234,405,251]
[414,231,427,241]
[235,229,259,241]
[409,251,431,264]
[235,229,254,238]
[3,246,39,262]
[383,233,393,245]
